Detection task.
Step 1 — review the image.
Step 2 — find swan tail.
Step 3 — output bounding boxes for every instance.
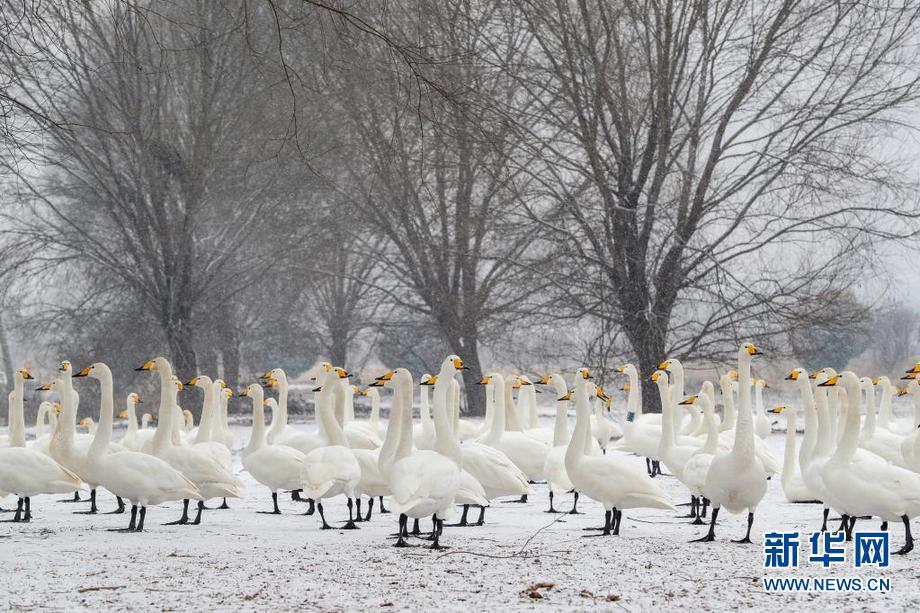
[300,480,335,500]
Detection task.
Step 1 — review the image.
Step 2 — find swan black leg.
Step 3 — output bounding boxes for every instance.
[429,517,447,549]
[59,491,82,503]
[11,497,22,522]
[835,514,849,536]
[614,509,623,535]
[23,497,31,522]
[164,499,190,525]
[75,489,98,514]
[682,496,697,519]
[217,498,230,510]
[845,515,857,541]
[317,502,332,529]
[105,496,126,514]
[603,510,612,535]
[475,505,486,526]
[342,498,359,529]
[135,506,146,532]
[410,518,421,535]
[652,461,661,477]
[109,505,138,532]
[896,515,914,555]
[510,494,528,503]
[691,497,704,525]
[701,498,709,518]
[259,492,282,515]
[378,496,389,513]
[881,521,888,531]
[394,513,411,547]
[189,500,204,525]
[569,491,582,514]
[354,498,365,522]
[693,506,719,542]
[646,457,652,476]
[365,496,375,521]
[546,491,558,513]
[732,512,754,543]
[820,507,829,532]
[448,505,470,527]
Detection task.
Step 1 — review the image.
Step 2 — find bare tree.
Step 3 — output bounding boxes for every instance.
[507,0,920,409]
[2,1,310,376]
[328,0,546,414]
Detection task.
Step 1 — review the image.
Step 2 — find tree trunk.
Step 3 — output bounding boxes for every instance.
[221,338,241,392]
[0,310,13,403]
[455,328,485,418]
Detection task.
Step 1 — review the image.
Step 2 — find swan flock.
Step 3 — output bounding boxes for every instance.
[2,343,920,555]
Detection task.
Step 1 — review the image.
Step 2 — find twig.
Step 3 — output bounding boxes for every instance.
[76,585,124,594]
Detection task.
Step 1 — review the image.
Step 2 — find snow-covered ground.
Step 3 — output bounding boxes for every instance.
[1,424,917,611]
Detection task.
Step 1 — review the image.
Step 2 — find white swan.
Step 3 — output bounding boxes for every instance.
[337,370,382,450]
[117,393,148,452]
[29,400,58,455]
[359,386,386,440]
[677,383,720,524]
[856,377,904,465]
[821,371,920,553]
[213,382,236,450]
[540,373,578,513]
[138,357,242,525]
[240,383,305,514]
[78,362,201,532]
[753,379,771,439]
[696,342,768,543]
[0,367,83,523]
[386,357,469,549]
[300,368,362,529]
[651,370,699,482]
[613,364,663,476]
[479,373,549,485]
[768,403,818,503]
[413,374,437,450]
[590,387,622,450]
[565,368,673,536]
[515,376,553,444]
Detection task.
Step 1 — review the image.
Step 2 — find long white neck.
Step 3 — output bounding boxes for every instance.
[343,379,355,423]
[483,377,506,446]
[504,380,523,431]
[719,377,737,431]
[420,386,433,434]
[278,374,289,426]
[656,380,674,458]
[797,377,818,466]
[551,376,569,447]
[89,367,115,458]
[754,383,764,414]
[782,408,798,486]
[395,377,416,461]
[151,367,176,453]
[369,391,381,429]
[126,397,139,435]
[377,385,403,473]
[565,377,590,470]
[35,402,48,440]
[832,379,862,462]
[320,382,348,447]
[194,383,216,444]
[814,386,835,456]
[861,383,877,440]
[246,389,266,454]
[732,353,755,461]
[450,379,461,437]
[8,376,26,447]
[877,381,893,428]
[432,375,462,466]
[699,396,719,453]
[525,387,539,429]
[627,368,640,417]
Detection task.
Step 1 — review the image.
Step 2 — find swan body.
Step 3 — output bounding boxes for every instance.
[480,374,548,481]
[241,384,305,497]
[753,379,771,439]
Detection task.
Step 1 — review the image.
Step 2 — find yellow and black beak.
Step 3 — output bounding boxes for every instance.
[536,375,551,385]
[747,344,763,356]
[185,376,200,386]
[897,387,909,397]
[135,359,155,372]
[678,395,697,406]
[375,370,395,382]
[557,390,573,401]
[818,374,841,387]
[452,357,468,370]
[581,369,592,380]
[73,366,91,378]
[614,365,626,373]
[260,370,273,379]
[477,375,491,385]
[369,380,384,387]
[768,406,784,414]
[621,383,630,392]
[36,381,53,391]
[658,360,671,369]
[20,369,34,380]
[239,387,250,397]
[785,371,798,381]
[901,372,918,381]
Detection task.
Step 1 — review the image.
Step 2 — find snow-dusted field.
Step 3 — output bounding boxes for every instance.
[1,425,918,612]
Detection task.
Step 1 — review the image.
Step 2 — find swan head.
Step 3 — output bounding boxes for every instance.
[658,359,683,373]
[185,374,213,389]
[576,367,592,380]
[785,368,809,382]
[15,368,34,382]
[73,362,113,380]
[260,367,287,382]
[128,392,142,405]
[264,397,276,411]
[333,366,351,380]
[739,342,763,359]
[859,377,874,390]
[755,379,768,389]
[79,417,94,427]
[58,360,72,374]
[649,370,668,386]
[240,383,265,403]
[817,370,859,391]
[35,378,59,392]
[906,361,920,375]
[135,356,172,374]
[767,405,786,414]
